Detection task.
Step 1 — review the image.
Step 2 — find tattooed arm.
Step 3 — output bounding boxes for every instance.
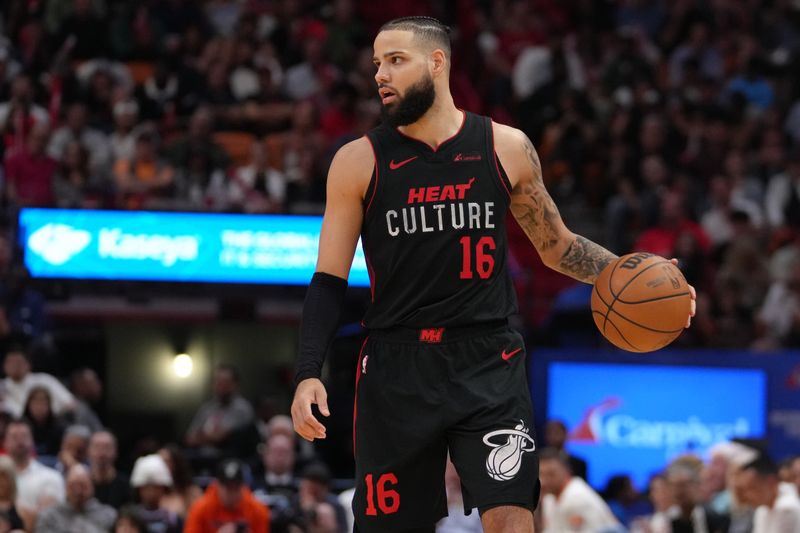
[494,123,617,284]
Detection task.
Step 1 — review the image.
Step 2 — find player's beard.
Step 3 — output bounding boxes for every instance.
[380,73,436,128]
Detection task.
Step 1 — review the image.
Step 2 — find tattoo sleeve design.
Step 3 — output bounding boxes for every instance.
[510,134,617,284]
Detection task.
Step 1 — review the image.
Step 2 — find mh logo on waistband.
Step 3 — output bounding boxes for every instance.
[419,328,445,343]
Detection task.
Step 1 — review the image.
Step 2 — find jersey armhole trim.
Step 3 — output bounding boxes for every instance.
[363,134,380,216]
[487,118,513,200]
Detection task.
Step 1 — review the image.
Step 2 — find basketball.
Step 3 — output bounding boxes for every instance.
[591,252,692,353]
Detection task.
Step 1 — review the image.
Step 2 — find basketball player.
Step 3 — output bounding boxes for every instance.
[291,17,695,533]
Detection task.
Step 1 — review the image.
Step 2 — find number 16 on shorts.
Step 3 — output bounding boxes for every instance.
[364,472,400,515]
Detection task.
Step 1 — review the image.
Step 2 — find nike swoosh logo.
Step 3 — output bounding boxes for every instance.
[501,348,522,361]
[389,156,418,170]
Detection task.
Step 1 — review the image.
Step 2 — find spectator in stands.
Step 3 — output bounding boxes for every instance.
[634,190,711,259]
[283,21,339,101]
[22,386,66,456]
[738,457,800,533]
[539,448,619,532]
[184,458,270,533]
[113,130,175,210]
[158,444,202,519]
[0,73,49,155]
[227,139,287,214]
[4,419,64,513]
[185,364,255,455]
[89,430,130,509]
[109,99,144,162]
[253,434,298,499]
[754,254,800,349]
[130,454,182,533]
[0,455,30,531]
[272,100,326,208]
[792,456,800,493]
[55,424,91,474]
[296,462,347,533]
[47,101,111,175]
[265,415,316,467]
[544,419,587,480]
[3,122,57,207]
[602,474,639,526]
[69,368,104,433]
[35,463,117,533]
[765,149,800,229]
[653,461,730,533]
[1,347,75,419]
[113,505,150,533]
[52,140,108,209]
[641,473,673,533]
[166,106,229,176]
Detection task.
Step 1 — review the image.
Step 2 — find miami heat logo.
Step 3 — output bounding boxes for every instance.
[483,420,536,481]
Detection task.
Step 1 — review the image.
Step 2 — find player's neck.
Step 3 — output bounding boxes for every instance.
[397,95,462,150]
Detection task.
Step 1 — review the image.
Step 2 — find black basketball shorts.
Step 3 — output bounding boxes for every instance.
[351,321,540,532]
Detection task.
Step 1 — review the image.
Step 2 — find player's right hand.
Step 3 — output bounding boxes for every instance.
[291,378,329,441]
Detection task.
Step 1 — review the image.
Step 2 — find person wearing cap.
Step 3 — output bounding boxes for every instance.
[296,462,347,533]
[130,454,182,533]
[184,458,269,533]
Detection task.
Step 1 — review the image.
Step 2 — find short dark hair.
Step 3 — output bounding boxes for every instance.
[215,364,240,383]
[379,16,452,59]
[742,456,779,478]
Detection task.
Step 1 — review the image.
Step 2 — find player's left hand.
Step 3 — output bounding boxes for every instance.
[670,258,696,328]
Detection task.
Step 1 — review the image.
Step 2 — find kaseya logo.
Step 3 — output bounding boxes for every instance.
[28,224,91,265]
[568,396,751,450]
[483,420,536,481]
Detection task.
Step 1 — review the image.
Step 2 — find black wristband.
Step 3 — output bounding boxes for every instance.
[294,272,348,385]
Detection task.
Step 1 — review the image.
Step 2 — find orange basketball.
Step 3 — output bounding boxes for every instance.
[591,252,691,353]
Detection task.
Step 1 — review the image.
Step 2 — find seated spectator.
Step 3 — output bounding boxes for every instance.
[634,190,711,259]
[765,149,800,229]
[652,461,730,533]
[3,122,57,207]
[265,415,316,470]
[738,457,800,533]
[754,255,800,350]
[227,140,287,213]
[306,501,340,533]
[35,464,117,533]
[1,347,75,420]
[252,434,298,499]
[539,448,619,533]
[109,100,145,162]
[185,364,255,455]
[295,463,347,533]
[89,430,130,509]
[113,131,175,210]
[52,140,109,208]
[184,458,269,533]
[602,474,639,527]
[544,419,588,480]
[166,107,230,178]
[0,73,49,155]
[69,368,104,433]
[22,386,66,457]
[55,424,92,474]
[0,264,51,360]
[47,101,112,175]
[158,445,202,519]
[0,456,31,531]
[113,505,150,533]
[130,454,182,533]
[4,419,65,514]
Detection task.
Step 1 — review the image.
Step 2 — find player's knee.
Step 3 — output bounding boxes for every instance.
[480,504,534,532]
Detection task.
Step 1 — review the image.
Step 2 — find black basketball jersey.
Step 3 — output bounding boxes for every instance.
[360,111,518,329]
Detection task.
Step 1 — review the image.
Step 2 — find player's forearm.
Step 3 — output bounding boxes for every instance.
[550,233,617,284]
[295,272,348,384]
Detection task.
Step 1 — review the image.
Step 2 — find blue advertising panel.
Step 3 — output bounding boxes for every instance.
[545,360,766,490]
[18,208,370,286]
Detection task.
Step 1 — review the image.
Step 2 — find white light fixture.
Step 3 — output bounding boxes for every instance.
[173,353,193,378]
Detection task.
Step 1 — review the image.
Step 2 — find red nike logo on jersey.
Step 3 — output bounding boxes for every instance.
[389,156,418,170]
[501,348,522,361]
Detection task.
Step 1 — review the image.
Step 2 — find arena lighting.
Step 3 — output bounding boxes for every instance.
[173,353,193,378]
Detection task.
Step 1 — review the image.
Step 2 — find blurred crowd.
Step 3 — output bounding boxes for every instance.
[1,0,800,348]
[0,0,800,348]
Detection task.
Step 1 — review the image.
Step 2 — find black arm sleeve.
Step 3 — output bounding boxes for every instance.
[294,271,348,385]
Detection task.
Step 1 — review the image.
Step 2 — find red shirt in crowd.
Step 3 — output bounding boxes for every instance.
[4,148,57,206]
[184,483,270,533]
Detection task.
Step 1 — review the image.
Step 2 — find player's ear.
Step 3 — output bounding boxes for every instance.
[430,49,447,76]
